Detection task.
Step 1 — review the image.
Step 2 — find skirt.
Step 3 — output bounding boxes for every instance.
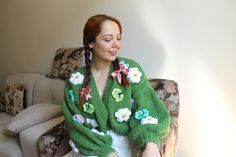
[62,130,142,157]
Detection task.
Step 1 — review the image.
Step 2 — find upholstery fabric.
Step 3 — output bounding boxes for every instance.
[46,47,84,80]
[5,83,26,115]
[149,79,179,157]
[0,92,5,112]
[38,121,71,157]
[38,79,179,157]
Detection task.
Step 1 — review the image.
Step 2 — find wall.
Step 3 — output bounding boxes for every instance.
[1,0,236,156]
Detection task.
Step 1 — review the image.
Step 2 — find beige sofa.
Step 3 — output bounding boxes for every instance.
[0,74,66,157]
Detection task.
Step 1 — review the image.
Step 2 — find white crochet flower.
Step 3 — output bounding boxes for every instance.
[69,139,79,154]
[86,118,98,128]
[115,108,132,122]
[69,72,84,85]
[91,128,105,136]
[127,67,142,83]
[141,116,158,125]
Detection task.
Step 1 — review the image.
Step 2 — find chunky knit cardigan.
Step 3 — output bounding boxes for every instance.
[61,57,170,157]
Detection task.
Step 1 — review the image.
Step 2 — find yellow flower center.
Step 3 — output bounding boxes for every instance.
[122,114,126,119]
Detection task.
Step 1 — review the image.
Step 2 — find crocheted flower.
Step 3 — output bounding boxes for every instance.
[83,103,95,114]
[86,118,98,128]
[119,60,129,69]
[72,114,84,124]
[69,72,84,85]
[91,128,105,136]
[141,116,158,125]
[112,88,124,102]
[127,67,142,83]
[68,89,75,102]
[69,139,79,154]
[135,109,149,120]
[115,108,131,122]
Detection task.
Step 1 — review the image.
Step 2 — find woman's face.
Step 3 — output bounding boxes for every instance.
[90,20,121,63]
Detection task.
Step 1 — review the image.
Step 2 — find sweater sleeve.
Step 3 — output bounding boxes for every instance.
[61,72,114,157]
[127,60,171,147]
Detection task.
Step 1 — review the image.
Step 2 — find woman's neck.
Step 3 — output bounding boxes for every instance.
[91,58,111,72]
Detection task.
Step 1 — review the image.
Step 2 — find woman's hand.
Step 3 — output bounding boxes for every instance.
[141,142,161,157]
[107,152,120,157]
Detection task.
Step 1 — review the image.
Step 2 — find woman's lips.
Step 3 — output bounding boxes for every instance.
[109,51,118,56]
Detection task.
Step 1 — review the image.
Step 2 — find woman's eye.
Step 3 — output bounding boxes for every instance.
[104,39,111,42]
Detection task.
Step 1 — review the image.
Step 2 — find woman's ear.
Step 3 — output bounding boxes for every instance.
[89,43,93,49]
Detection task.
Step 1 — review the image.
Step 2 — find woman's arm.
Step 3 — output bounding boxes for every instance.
[141,142,161,157]
[107,152,120,157]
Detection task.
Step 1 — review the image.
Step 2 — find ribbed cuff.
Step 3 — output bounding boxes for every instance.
[128,126,160,147]
[137,132,160,147]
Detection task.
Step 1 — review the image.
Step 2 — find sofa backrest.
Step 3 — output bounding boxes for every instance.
[32,75,65,105]
[5,74,65,108]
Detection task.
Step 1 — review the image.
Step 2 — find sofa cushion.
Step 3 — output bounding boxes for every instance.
[5,83,26,115]
[46,47,84,80]
[2,103,62,136]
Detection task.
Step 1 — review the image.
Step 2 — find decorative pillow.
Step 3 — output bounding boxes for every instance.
[4,83,26,115]
[2,103,62,136]
[38,121,71,157]
[46,47,84,80]
[0,91,5,112]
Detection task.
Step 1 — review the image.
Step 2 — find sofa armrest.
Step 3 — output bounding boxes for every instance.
[148,79,179,157]
[19,116,64,157]
[5,74,42,108]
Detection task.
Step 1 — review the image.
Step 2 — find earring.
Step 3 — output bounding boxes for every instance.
[89,44,93,48]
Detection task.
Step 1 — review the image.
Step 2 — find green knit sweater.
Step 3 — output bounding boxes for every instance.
[61,57,170,157]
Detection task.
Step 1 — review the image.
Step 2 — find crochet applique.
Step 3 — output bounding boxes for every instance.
[141,116,158,125]
[72,114,85,124]
[91,128,105,136]
[86,118,98,128]
[69,72,84,85]
[115,108,131,122]
[68,89,75,102]
[69,139,80,154]
[135,109,149,120]
[127,67,142,83]
[112,88,124,102]
[83,103,95,114]
[119,60,129,69]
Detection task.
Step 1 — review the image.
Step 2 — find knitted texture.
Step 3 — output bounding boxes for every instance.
[61,57,170,156]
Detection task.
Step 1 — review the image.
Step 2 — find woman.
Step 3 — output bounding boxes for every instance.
[62,14,170,157]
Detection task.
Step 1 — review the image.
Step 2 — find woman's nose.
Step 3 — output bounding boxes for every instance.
[112,39,121,48]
